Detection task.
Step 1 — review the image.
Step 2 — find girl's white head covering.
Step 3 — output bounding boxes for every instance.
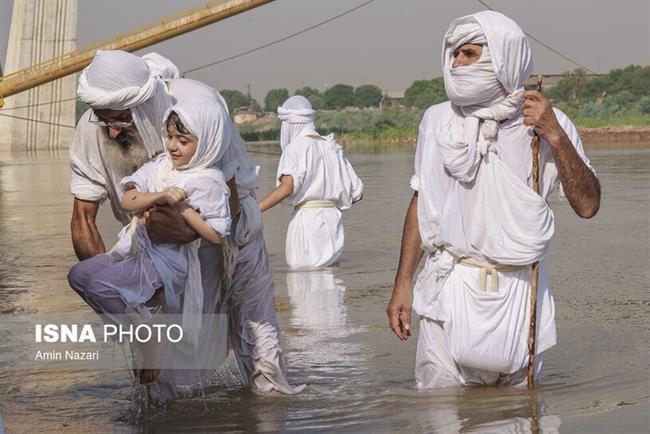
[142,52,181,80]
[162,95,233,173]
[438,11,534,182]
[77,50,172,158]
[277,95,317,150]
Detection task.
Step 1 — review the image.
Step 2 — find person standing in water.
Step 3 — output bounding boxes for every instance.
[259,96,364,269]
[387,11,600,388]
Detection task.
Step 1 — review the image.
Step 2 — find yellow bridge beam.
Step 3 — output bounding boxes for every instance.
[0,0,274,108]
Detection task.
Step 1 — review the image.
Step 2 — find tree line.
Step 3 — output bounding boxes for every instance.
[219,79,449,113]
[221,84,385,112]
[221,65,650,117]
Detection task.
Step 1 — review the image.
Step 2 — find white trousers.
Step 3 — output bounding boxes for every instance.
[415,317,543,389]
[285,207,343,269]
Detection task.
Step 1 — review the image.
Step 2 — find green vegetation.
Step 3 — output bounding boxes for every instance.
[294,86,324,109]
[403,78,446,109]
[264,88,289,112]
[76,65,648,145]
[324,84,355,110]
[241,66,649,144]
[238,107,424,143]
[545,65,650,127]
[353,84,383,108]
[221,89,250,110]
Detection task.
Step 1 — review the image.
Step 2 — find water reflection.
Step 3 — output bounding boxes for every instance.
[287,270,347,335]
[0,148,648,432]
[285,269,355,369]
[413,393,561,434]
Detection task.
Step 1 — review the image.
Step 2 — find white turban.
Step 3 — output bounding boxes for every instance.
[438,11,534,183]
[277,95,317,150]
[77,50,172,158]
[162,95,233,173]
[142,52,181,80]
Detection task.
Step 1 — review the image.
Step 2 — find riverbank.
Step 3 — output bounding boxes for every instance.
[579,126,650,143]
[334,126,650,151]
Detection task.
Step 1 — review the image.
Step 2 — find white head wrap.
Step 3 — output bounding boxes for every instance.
[142,52,181,80]
[77,50,172,158]
[162,95,233,173]
[438,11,533,182]
[277,95,317,150]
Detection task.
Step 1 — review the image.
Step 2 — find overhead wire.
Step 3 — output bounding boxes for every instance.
[476,0,598,74]
[2,0,598,127]
[182,0,376,74]
[1,0,376,124]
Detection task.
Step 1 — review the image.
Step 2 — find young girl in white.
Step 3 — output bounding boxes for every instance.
[259,96,364,269]
[68,95,235,382]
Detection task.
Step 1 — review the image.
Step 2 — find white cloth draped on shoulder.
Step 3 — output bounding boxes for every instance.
[276,96,364,269]
[409,11,595,381]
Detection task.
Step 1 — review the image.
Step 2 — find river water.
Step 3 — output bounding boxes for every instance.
[0,146,648,433]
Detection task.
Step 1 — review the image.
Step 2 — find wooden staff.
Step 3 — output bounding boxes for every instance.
[527,75,543,389]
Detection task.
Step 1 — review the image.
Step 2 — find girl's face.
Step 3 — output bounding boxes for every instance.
[166,122,198,169]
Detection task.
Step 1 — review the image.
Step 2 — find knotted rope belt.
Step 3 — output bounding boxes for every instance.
[457,257,527,292]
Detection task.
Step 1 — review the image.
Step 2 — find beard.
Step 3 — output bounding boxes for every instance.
[101,128,150,177]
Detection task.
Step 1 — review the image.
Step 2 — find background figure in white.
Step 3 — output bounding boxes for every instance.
[259,96,364,269]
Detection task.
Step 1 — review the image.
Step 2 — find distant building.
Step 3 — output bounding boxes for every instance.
[523,73,602,91]
[381,90,405,109]
[233,107,257,125]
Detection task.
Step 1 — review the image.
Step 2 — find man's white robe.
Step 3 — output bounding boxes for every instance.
[276,133,363,269]
[411,102,595,388]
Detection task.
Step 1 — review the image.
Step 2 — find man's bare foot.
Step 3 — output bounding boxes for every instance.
[145,287,165,309]
[133,328,169,384]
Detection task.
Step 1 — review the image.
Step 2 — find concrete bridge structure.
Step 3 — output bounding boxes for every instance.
[0,0,77,152]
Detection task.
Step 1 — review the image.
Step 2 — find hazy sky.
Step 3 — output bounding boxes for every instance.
[1,0,649,101]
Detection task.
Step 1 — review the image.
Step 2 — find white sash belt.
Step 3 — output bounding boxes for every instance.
[457,257,527,292]
[295,200,337,210]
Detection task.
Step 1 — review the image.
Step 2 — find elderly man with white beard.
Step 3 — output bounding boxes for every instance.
[68,50,302,395]
[387,11,600,388]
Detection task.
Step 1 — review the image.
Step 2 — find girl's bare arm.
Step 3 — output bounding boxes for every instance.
[121,187,186,214]
[177,204,223,245]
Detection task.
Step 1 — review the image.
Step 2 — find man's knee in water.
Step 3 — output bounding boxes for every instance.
[67,261,90,296]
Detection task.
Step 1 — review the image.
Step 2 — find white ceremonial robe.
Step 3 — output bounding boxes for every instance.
[411,102,595,387]
[113,154,230,315]
[69,79,301,395]
[276,133,363,269]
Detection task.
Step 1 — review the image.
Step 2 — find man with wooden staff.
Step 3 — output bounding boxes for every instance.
[387,10,600,388]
